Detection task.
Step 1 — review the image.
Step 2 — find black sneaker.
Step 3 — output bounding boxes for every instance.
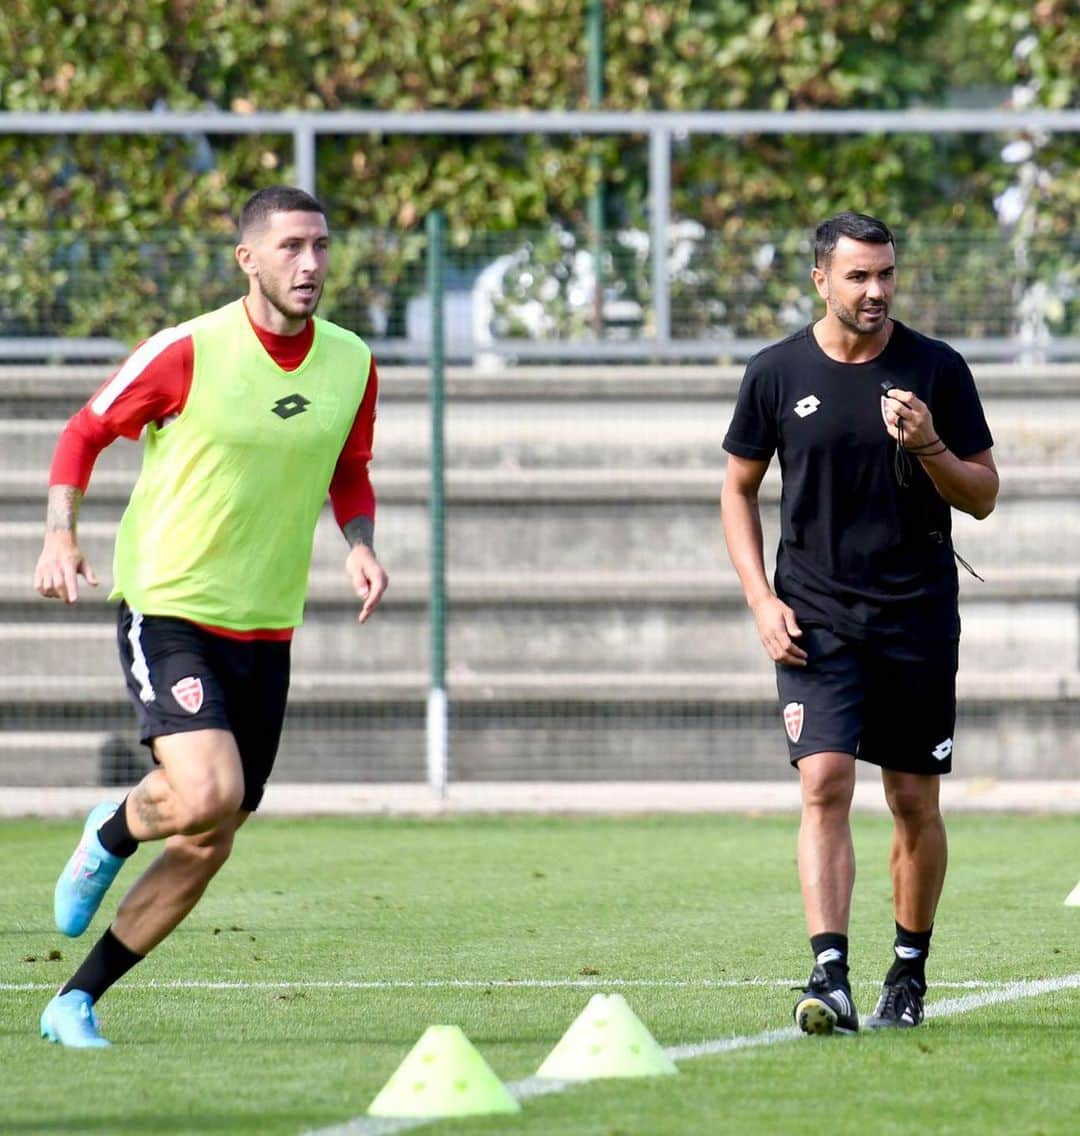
[864,974,926,1029]
[793,964,859,1035]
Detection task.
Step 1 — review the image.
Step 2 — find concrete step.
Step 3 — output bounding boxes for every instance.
[0,460,1073,503]
[2,401,733,473]
[0,475,1075,577]
[2,564,1075,614]
[1,671,1077,784]
[0,669,429,706]
[2,359,1079,470]
[1,497,732,580]
[4,387,1080,475]
[1,666,1077,707]
[0,360,1075,401]
[0,730,133,786]
[0,581,1072,679]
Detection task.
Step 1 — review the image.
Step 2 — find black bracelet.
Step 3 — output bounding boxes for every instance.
[916,443,949,457]
[904,435,942,453]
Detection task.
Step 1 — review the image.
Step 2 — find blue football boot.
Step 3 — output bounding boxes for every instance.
[53,801,124,937]
[40,989,110,1048]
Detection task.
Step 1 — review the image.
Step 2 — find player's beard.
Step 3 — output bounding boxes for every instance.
[830,293,889,335]
[256,272,324,323]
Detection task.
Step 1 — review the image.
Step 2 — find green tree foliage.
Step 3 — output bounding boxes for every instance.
[0,0,1074,342]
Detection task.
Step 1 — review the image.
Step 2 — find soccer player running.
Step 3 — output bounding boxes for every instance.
[721,212,998,1034]
[34,185,388,1048]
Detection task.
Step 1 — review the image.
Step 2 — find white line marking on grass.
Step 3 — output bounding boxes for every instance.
[301,972,1080,1136]
[0,976,1025,993]
[925,972,1080,1017]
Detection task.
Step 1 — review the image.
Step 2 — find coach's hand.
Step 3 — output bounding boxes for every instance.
[750,594,807,666]
[346,544,389,624]
[883,387,937,451]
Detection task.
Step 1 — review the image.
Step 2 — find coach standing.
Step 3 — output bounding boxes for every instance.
[721,212,997,1034]
[34,185,388,1047]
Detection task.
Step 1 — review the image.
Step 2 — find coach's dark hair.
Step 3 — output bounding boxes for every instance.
[814,212,894,267]
[239,186,327,238]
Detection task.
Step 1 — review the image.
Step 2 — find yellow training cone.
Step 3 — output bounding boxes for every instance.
[367,1024,520,1118]
[536,993,678,1080]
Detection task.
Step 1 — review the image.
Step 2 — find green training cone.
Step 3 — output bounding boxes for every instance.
[536,993,678,1080]
[367,1024,521,1118]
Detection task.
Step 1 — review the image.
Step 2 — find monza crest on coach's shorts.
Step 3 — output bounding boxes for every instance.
[171,676,204,714]
[783,701,804,743]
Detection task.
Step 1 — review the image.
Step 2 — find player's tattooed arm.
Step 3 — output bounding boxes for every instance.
[342,515,387,623]
[343,514,375,554]
[35,485,98,602]
[46,484,83,534]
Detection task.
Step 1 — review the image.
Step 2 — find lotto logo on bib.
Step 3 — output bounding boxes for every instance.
[171,676,205,714]
[783,701,804,743]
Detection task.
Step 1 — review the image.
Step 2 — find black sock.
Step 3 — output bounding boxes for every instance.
[61,927,144,1003]
[97,797,138,858]
[885,922,932,989]
[810,932,850,986]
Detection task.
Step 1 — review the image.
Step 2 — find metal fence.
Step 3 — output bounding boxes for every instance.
[2,105,1079,363]
[2,104,1080,794]
[2,225,1078,364]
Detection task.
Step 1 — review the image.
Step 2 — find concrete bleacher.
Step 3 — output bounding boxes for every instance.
[1,361,1078,785]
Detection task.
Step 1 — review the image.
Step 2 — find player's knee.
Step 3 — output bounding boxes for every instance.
[176,782,244,834]
[806,784,851,814]
[885,784,940,825]
[800,765,854,812]
[197,829,235,873]
[170,826,236,878]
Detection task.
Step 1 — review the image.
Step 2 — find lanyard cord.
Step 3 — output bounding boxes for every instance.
[894,416,913,488]
[891,404,983,581]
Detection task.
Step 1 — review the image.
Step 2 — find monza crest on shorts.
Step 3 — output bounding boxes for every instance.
[783,701,804,743]
[171,676,204,714]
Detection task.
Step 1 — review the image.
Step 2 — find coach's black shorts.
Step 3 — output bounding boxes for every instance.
[117,601,291,812]
[774,625,958,775]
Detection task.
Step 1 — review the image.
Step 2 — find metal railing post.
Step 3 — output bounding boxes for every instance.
[293,121,317,195]
[650,125,672,348]
[587,0,605,338]
[425,209,448,799]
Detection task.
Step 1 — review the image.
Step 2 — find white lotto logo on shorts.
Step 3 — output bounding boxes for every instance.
[932,737,953,761]
[783,701,804,743]
[171,676,204,714]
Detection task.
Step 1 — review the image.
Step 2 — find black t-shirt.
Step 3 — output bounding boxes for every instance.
[723,320,994,641]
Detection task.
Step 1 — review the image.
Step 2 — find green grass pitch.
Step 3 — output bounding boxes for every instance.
[2,811,1078,1134]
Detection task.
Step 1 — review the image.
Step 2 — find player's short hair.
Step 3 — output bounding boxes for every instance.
[239,186,327,239]
[814,212,894,268]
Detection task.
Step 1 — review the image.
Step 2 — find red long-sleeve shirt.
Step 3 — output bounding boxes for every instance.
[50,306,379,639]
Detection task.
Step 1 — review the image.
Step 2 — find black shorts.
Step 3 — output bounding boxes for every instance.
[117,601,291,812]
[775,625,957,775]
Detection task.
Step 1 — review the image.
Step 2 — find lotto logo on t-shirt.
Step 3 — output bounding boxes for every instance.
[793,395,821,418]
[783,701,804,743]
[171,676,205,714]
